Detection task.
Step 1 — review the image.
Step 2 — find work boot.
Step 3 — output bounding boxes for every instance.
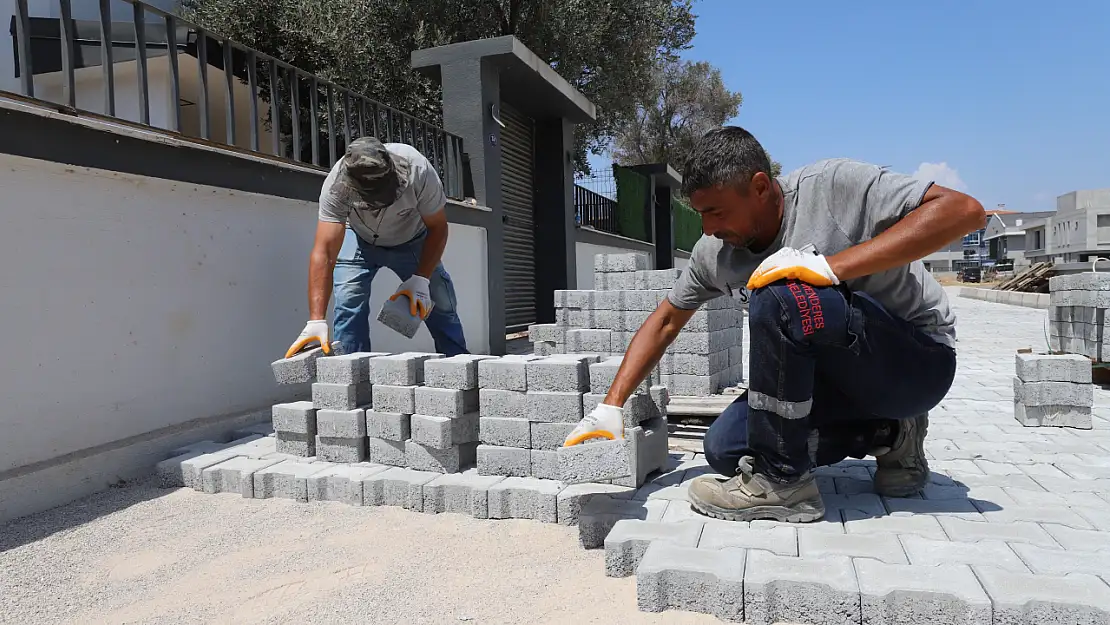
[874,413,930,497]
[687,456,825,523]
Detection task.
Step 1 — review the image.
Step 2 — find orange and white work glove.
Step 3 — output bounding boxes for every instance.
[390,275,434,319]
[284,319,331,358]
[746,247,840,290]
[563,403,625,447]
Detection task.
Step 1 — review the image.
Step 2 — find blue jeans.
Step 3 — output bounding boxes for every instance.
[332,228,469,356]
[704,281,956,481]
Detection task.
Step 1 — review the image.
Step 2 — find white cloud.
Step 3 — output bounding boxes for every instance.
[912,162,967,192]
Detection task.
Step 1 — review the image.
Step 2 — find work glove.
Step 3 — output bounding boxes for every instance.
[563,403,625,447]
[390,275,434,320]
[746,247,840,290]
[284,319,331,359]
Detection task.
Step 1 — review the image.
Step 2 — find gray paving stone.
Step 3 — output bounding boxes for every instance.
[979,502,1095,529]
[487,476,564,523]
[899,535,1028,572]
[697,521,798,557]
[635,542,745,623]
[1041,524,1110,551]
[410,413,480,448]
[311,382,372,410]
[525,358,590,392]
[579,496,669,548]
[370,384,416,415]
[415,386,479,418]
[604,519,705,578]
[842,510,947,539]
[529,449,560,480]
[272,401,318,435]
[798,531,906,564]
[478,388,527,420]
[315,437,367,463]
[556,483,636,527]
[316,352,384,384]
[1014,378,1094,407]
[157,446,239,489]
[366,437,407,467]
[476,444,531,478]
[527,422,574,450]
[935,517,1060,547]
[856,560,992,625]
[422,354,495,390]
[370,353,440,386]
[271,343,339,384]
[1015,402,1094,428]
[422,470,505,518]
[363,467,438,511]
[594,252,650,273]
[365,410,411,442]
[480,416,531,448]
[744,551,860,625]
[558,439,632,484]
[566,328,613,354]
[478,356,534,392]
[307,464,388,505]
[1016,353,1092,383]
[525,391,584,423]
[315,408,366,439]
[275,432,315,457]
[1009,542,1110,577]
[253,460,332,502]
[200,456,282,497]
[404,440,477,474]
[973,566,1110,625]
[883,497,985,521]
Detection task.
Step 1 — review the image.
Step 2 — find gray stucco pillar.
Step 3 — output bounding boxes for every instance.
[532,118,577,322]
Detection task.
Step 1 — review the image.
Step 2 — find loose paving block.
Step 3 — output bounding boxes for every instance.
[315,409,367,439]
[476,444,531,477]
[361,467,439,510]
[371,385,416,414]
[480,416,531,448]
[556,483,636,526]
[558,439,632,484]
[275,431,315,457]
[487,476,564,523]
[530,449,560,480]
[525,391,584,423]
[271,343,340,384]
[635,542,745,623]
[697,522,799,557]
[594,271,638,291]
[589,357,647,395]
[856,560,992,625]
[201,456,282,497]
[900,535,1028,572]
[307,464,388,505]
[370,354,430,386]
[365,410,411,441]
[595,252,650,273]
[667,329,740,356]
[526,358,589,392]
[478,388,527,420]
[604,519,705,577]
[272,401,318,435]
[311,382,372,410]
[1009,543,1110,576]
[478,356,535,391]
[743,551,860,625]
[367,437,407,467]
[415,386,479,418]
[410,413,480,448]
[578,496,670,548]
[1013,378,1094,406]
[157,446,238,489]
[423,354,495,390]
[1050,271,1110,291]
[1016,352,1092,383]
[612,418,670,488]
[253,460,332,502]
[315,436,367,463]
[405,440,477,474]
[640,268,683,290]
[797,531,906,564]
[975,566,1110,624]
[529,422,575,450]
[422,470,505,517]
[566,329,613,354]
[316,352,385,384]
[1014,402,1093,428]
[529,323,567,344]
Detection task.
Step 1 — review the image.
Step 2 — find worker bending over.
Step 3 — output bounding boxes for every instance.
[286,137,468,358]
[565,126,984,523]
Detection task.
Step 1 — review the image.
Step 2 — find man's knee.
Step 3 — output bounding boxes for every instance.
[747,281,850,344]
[429,266,459,315]
[703,399,748,476]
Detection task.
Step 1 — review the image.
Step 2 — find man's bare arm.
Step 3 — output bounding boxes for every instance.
[604,299,698,407]
[308,221,347,320]
[826,184,985,282]
[416,208,449,279]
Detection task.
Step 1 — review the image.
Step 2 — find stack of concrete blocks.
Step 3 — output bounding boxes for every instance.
[1014,352,1093,429]
[269,342,347,457]
[1048,271,1110,360]
[530,252,743,396]
[475,353,670,487]
[365,352,444,468]
[407,354,497,473]
[312,352,385,462]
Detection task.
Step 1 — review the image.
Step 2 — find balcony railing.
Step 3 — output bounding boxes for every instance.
[7,0,466,199]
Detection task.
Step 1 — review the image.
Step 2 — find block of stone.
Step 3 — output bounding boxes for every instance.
[525,391,584,423]
[316,352,386,384]
[1015,352,1092,383]
[667,329,740,355]
[252,460,332,502]
[405,440,478,474]
[588,357,650,395]
[200,456,282,497]
[856,560,993,625]
[1049,271,1110,291]
[363,467,439,511]
[529,422,576,450]
[566,329,613,354]
[899,535,1028,572]
[639,268,682,290]
[480,417,531,448]
[533,341,559,356]
[367,437,407,467]
[311,382,372,410]
[530,322,569,345]
[371,384,417,414]
[479,356,536,391]
[973,565,1110,624]
[578,496,669,548]
[415,386,479,418]
[556,483,636,526]
[315,436,367,463]
[307,464,388,505]
[167,440,227,459]
[1013,378,1093,406]
[478,388,527,420]
[595,252,650,273]
[275,431,315,457]
[559,439,632,484]
[635,541,745,622]
[525,358,589,392]
[371,353,435,386]
[743,551,860,625]
[271,342,341,384]
[699,522,800,557]
[476,444,531,477]
[528,449,559,480]
[683,308,741,333]
[411,413,480,448]
[365,410,411,441]
[649,385,670,414]
[422,470,506,517]
[605,519,705,577]
[272,401,318,435]
[315,408,367,439]
[487,476,564,523]
[423,354,495,390]
[1014,402,1093,428]
[595,271,638,291]
[612,418,669,488]
[796,531,903,563]
[664,373,724,396]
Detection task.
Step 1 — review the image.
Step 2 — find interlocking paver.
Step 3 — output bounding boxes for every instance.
[973,566,1110,624]
[743,551,860,625]
[899,535,1029,572]
[856,560,992,625]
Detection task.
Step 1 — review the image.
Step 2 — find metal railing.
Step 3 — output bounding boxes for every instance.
[574,184,619,236]
[8,0,467,199]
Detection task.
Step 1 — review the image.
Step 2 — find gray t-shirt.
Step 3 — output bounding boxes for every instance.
[668,158,956,347]
[318,143,448,247]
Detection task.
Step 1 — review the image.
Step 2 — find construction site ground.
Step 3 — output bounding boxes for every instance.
[2,288,1109,624]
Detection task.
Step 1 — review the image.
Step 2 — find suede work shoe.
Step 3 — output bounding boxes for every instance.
[687,456,825,523]
[874,413,930,497]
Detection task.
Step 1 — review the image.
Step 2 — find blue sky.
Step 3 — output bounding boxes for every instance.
[590,0,1110,213]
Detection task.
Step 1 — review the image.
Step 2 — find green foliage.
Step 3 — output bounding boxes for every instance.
[181,0,697,174]
[613,165,651,242]
[671,194,702,252]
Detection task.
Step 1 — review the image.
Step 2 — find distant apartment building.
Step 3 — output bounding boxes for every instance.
[923,207,1015,272]
[984,210,1056,269]
[1023,189,1110,264]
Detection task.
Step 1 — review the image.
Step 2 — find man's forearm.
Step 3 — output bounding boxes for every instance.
[416,224,449,279]
[308,251,335,320]
[604,304,692,407]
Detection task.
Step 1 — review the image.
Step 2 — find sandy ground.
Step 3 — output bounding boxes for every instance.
[0,477,736,625]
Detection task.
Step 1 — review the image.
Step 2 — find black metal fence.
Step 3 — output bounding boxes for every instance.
[574,184,619,235]
[7,0,467,199]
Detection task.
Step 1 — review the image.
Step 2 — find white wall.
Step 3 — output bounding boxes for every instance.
[0,152,488,478]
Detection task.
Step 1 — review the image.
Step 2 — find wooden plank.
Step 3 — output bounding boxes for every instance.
[667,388,746,416]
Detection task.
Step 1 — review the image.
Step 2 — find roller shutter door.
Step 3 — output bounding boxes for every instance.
[499,103,536,333]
